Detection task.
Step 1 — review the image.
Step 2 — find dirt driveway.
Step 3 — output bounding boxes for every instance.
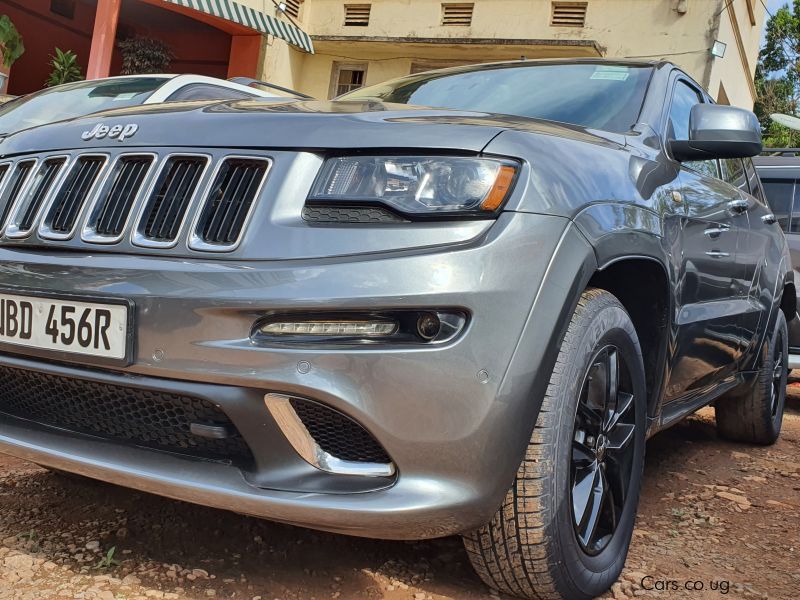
[0,395,798,600]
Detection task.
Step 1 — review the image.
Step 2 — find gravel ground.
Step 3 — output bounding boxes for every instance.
[0,394,798,600]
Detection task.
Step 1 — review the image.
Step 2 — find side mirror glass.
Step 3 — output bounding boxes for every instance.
[670,104,762,161]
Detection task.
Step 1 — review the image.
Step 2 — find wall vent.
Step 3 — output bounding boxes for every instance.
[551,1,588,27]
[344,4,371,26]
[284,0,301,19]
[442,3,474,26]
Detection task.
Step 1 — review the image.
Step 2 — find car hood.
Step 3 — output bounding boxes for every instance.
[0,98,626,156]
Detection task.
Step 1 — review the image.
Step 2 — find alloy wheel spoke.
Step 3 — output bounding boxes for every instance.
[605,449,631,508]
[605,391,634,434]
[606,423,635,451]
[605,347,619,414]
[572,439,595,467]
[577,401,604,433]
[572,461,598,525]
[601,467,619,530]
[773,352,783,382]
[575,463,605,549]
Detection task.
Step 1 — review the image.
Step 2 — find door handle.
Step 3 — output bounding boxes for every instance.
[705,251,730,258]
[704,225,729,238]
[727,198,749,214]
[762,213,777,225]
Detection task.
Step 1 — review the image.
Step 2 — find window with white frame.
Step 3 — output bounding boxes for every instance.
[330,63,367,97]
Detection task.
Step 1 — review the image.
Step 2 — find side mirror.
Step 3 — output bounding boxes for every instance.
[670,104,762,161]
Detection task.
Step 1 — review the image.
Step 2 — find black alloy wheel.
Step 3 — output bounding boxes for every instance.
[771,342,785,418]
[571,345,636,556]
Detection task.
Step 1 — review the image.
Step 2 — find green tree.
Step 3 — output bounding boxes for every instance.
[45,48,83,87]
[756,1,800,147]
[0,15,24,68]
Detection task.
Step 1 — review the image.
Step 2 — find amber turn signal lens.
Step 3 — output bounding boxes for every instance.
[480,165,517,212]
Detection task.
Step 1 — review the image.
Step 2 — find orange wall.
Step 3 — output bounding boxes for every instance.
[4,0,246,94]
[112,1,233,79]
[3,0,95,94]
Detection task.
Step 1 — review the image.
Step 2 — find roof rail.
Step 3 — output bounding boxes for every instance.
[228,77,313,100]
[760,148,800,155]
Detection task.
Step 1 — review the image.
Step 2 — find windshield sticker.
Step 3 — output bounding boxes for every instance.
[113,93,139,100]
[590,66,630,81]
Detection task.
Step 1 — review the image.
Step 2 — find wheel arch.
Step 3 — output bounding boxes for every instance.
[588,255,672,425]
[781,280,796,323]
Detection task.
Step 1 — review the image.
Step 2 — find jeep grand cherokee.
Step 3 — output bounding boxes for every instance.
[0,60,791,600]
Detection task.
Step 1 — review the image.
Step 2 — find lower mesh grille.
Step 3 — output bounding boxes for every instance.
[0,366,253,464]
[289,399,391,464]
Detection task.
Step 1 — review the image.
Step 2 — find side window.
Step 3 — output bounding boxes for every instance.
[719,158,750,194]
[761,179,795,233]
[165,84,256,102]
[742,158,765,202]
[668,80,719,178]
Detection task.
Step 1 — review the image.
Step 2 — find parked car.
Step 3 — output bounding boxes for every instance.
[755,149,800,367]
[0,59,790,600]
[0,74,296,137]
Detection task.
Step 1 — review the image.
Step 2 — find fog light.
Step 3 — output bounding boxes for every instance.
[416,312,441,340]
[259,320,398,337]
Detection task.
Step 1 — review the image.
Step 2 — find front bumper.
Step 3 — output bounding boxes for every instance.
[0,212,595,539]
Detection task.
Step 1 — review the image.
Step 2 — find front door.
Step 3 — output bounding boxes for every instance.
[663,79,745,402]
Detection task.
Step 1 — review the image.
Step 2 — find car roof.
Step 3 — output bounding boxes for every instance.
[396,57,662,79]
[754,151,800,179]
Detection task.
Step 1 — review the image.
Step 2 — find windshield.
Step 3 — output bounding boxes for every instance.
[0,77,166,134]
[341,62,653,133]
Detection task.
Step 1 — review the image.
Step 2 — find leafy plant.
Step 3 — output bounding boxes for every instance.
[17,529,39,552]
[16,529,37,541]
[118,37,173,75]
[0,15,24,69]
[45,48,83,87]
[95,546,120,570]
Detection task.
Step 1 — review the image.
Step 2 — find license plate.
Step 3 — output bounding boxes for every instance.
[0,292,129,360]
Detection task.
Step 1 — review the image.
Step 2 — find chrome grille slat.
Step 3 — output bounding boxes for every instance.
[195,158,269,248]
[18,158,66,231]
[46,156,105,234]
[140,156,206,243]
[0,149,270,253]
[94,156,152,237]
[0,165,10,192]
[0,161,35,229]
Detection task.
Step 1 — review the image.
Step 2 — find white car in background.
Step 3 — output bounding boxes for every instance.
[0,74,302,136]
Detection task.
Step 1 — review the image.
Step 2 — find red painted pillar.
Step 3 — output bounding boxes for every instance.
[86,0,122,80]
[228,35,262,79]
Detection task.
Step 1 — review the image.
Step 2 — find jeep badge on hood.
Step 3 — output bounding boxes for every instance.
[81,123,139,142]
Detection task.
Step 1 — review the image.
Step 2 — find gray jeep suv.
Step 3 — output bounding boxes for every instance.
[0,60,791,600]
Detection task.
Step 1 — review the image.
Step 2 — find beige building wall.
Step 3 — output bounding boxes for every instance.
[707,0,765,108]
[256,0,766,109]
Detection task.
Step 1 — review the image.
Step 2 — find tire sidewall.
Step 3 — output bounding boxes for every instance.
[768,311,788,436]
[552,299,647,595]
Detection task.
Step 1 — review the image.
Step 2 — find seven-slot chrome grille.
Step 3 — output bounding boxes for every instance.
[0,149,271,252]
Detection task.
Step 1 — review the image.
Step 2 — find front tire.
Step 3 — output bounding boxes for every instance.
[716,309,788,445]
[463,288,647,599]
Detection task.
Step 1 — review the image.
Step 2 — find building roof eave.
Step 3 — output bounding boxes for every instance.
[311,35,602,56]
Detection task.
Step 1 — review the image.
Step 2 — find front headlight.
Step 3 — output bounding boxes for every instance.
[307,156,518,218]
